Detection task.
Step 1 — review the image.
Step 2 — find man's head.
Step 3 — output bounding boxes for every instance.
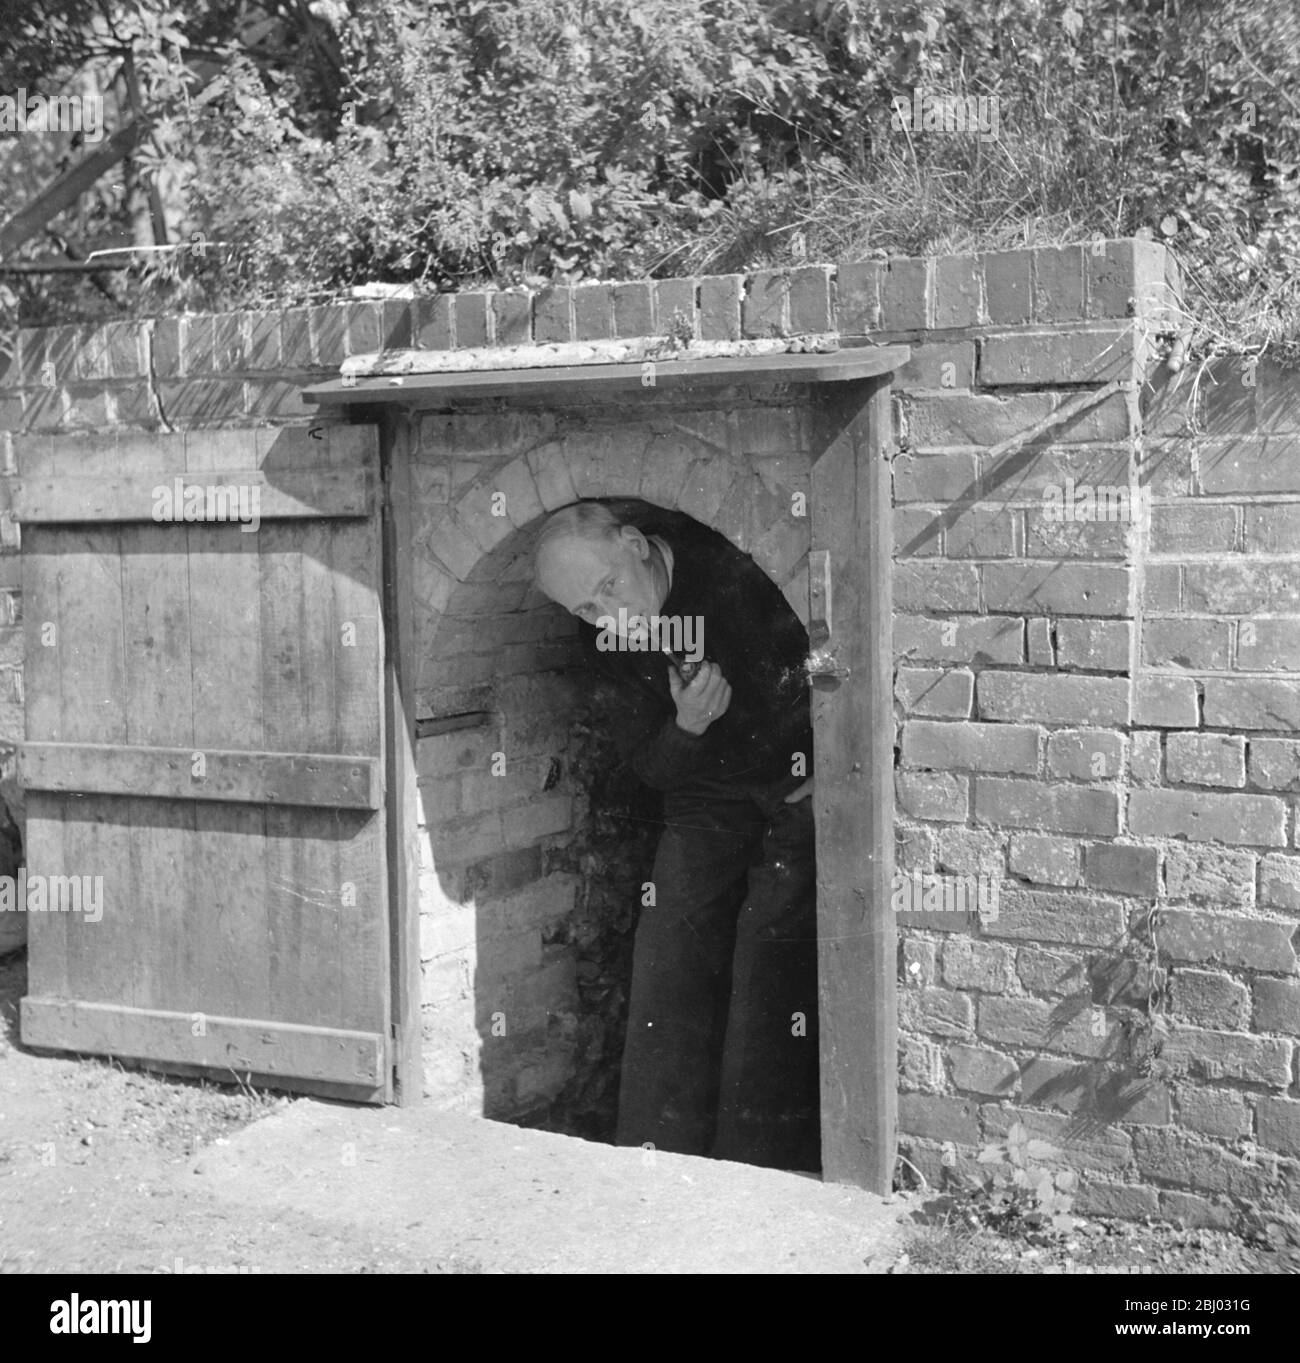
[533,502,667,638]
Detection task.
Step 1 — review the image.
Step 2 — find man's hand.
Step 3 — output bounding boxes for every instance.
[670,660,732,735]
[784,778,814,803]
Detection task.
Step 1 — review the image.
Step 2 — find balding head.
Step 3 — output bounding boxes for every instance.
[533,501,667,635]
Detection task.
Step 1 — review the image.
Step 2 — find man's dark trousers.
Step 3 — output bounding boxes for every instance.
[614,777,820,1172]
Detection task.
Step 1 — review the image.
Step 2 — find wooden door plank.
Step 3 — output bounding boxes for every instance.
[187,513,270,1020]
[264,804,344,1030]
[22,793,69,998]
[329,517,384,758]
[127,794,195,1012]
[57,793,137,1007]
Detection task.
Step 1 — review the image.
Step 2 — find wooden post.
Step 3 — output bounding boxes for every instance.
[380,410,424,1104]
[809,375,897,1192]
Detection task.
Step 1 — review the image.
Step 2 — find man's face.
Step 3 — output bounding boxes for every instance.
[536,525,666,642]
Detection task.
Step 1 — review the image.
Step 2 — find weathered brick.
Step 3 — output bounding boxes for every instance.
[1009,833,1081,886]
[1187,562,1300,614]
[1157,1190,1235,1230]
[1133,1129,1271,1198]
[893,452,978,502]
[1076,1182,1161,1219]
[1150,503,1237,554]
[1085,843,1159,897]
[896,823,937,872]
[1159,1026,1292,1086]
[1144,563,1182,611]
[1027,618,1054,667]
[698,274,742,341]
[898,1093,980,1144]
[982,562,1131,617]
[898,1034,945,1092]
[533,286,574,343]
[834,260,882,333]
[1200,434,1300,494]
[983,1105,1133,1173]
[942,939,1011,993]
[980,886,1125,947]
[978,673,1128,726]
[895,667,974,718]
[896,770,969,822]
[1165,732,1246,788]
[1236,618,1300,671]
[1133,676,1198,728]
[906,393,1057,449]
[1255,1098,1300,1158]
[1016,945,1087,995]
[1260,854,1300,913]
[788,265,833,333]
[1142,617,1231,671]
[975,777,1119,836]
[653,278,695,336]
[1159,909,1297,973]
[902,719,1038,774]
[945,506,1018,558]
[1046,729,1125,780]
[1175,1085,1250,1139]
[981,250,1032,325]
[949,1044,1018,1096]
[571,284,612,341]
[742,270,789,337]
[412,295,453,351]
[1164,845,1255,909]
[898,986,974,1038]
[1248,738,1300,791]
[1033,246,1086,323]
[1127,789,1286,847]
[894,507,941,557]
[936,826,1005,874]
[490,290,531,346]
[900,935,938,987]
[894,340,976,392]
[1169,969,1250,1031]
[1054,618,1131,672]
[1130,731,1162,784]
[979,326,1134,386]
[611,282,653,339]
[1243,503,1300,553]
[932,254,982,328]
[893,562,980,612]
[1254,977,1300,1033]
[880,256,931,330]
[893,614,1024,665]
[1085,238,1167,321]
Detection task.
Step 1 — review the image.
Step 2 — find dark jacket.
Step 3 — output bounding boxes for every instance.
[577,500,814,803]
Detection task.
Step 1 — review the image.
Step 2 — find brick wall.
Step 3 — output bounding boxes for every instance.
[2,240,1297,1229]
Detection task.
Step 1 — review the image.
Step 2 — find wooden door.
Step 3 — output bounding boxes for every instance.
[809,375,898,1191]
[13,424,392,1101]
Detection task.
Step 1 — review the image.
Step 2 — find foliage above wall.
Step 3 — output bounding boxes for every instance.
[1,0,1298,363]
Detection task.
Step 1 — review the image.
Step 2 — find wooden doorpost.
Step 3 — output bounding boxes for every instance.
[809,374,897,1192]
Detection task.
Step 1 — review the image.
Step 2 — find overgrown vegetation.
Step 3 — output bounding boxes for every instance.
[2,0,1299,364]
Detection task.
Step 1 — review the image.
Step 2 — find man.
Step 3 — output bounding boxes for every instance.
[533,497,820,1172]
